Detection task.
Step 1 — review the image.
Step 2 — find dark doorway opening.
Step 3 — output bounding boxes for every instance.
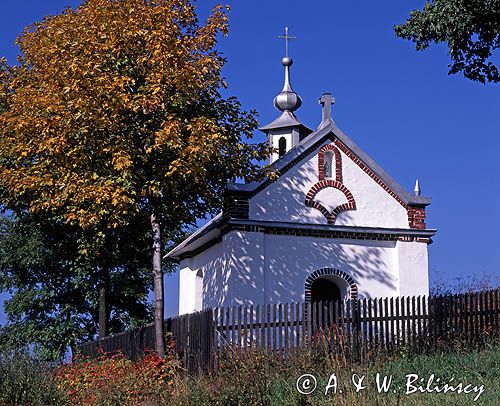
[311,277,342,334]
[311,277,342,303]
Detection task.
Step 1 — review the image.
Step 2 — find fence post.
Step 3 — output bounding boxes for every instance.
[353,299,361,362]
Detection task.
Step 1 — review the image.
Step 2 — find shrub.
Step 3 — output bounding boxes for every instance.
[0,352,65,406]
[56,349,181,406]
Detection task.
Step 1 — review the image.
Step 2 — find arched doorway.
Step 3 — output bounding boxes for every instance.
[305,268,358,334]
[311,277,342,303]
[305,268,358,303]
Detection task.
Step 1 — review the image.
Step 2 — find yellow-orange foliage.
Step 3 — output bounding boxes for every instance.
[0,0,264,229]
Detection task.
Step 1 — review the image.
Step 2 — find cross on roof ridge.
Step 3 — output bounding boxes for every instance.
[319,92,335,124]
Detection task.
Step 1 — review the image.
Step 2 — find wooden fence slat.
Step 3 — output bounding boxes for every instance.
[302,302,312,350]
[474,293,479,342]
[354,299,360,361]
[411,296,416,348]
[261,304,266,351]
[422,296,427,349]
[475,292,479,342]
[389,297,394,351]
[310,301,314,349]
[417,296,422,348]
[237,306,241,353]
[367,298,373,353]
[243,305,248,351]
[322,300,326,347]
[229,306,235,351]
[213,307,218,369]
[441,296,447,343]
[378,298,384,351]
[459,294,464,342]
[480,291,485,340]
[301,302,306,349]
[265,303,271,352]
[469,294,473,343]
[278,303,283,352]
[395,297,400,349]
[328,300,334,353]
[446,295,453,342]
[333,300,339,355]
[249,305,254,349]
[495,290,499,337]
[284,303,289,356]
[361,299,367,359]
[488,290,493,333]
[345,300,350,359]
[465,294,470,344]
[382,298,388,350]
[256,305,261,350]
[401,296,406,348]
[273,304,278,352]
[225,306,230,355]
[295,303,298,352]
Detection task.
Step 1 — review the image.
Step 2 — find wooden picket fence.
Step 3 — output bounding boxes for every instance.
[79,289,500,374]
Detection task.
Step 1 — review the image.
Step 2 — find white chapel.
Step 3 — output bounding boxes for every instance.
[167,38,437,315]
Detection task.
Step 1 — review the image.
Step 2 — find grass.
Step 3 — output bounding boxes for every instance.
[0,352,65,406]
[168,344,500,405]
[0,344,498,405]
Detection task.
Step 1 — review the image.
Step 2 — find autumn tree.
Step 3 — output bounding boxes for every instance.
[395,0,500,83]
[0,0,266,355]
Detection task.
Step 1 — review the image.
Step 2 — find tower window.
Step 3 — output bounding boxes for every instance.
[278,137,287,157]
[324,151,333,179]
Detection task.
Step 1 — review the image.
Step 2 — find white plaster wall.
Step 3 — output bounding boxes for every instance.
[221,230,265,306]
[396,240,429,297]
[178,242,225,315]
[179,230,430,315]
[178,258,196,315]
[178,230,267,314]
[250,140,409,228]
[263,234,400,303]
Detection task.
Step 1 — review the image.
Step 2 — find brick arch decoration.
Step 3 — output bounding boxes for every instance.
[305,268,358,302]
[305,180,356,224]
[318,144,342,182]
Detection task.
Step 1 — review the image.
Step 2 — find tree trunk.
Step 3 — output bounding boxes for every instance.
[151,210,165,356]
[98,267,108,340]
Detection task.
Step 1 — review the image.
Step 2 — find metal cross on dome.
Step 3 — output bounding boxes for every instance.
[277,26,296,58]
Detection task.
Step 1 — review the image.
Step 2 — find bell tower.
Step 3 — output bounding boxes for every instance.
[260,27,312,164]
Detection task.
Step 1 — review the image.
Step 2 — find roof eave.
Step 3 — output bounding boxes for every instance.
[164,213,224,260]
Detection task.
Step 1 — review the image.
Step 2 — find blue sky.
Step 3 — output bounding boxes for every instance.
[1,1,499,322]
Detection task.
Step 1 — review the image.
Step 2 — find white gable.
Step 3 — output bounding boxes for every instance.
[249,139,409,228]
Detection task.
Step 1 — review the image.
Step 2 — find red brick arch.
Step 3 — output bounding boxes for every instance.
[305,180,356,224]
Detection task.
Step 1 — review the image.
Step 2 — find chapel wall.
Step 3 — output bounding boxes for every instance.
[249,140,410,229]
[262,234,402,302]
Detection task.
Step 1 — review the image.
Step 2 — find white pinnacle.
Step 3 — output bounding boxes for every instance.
[414,179,421,196]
